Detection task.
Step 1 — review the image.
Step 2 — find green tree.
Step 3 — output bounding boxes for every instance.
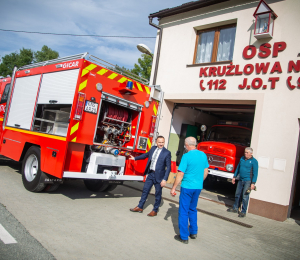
[0,48,34,77]
[34,45,59,63]
[0,46,59,77]
[130,54,152,81]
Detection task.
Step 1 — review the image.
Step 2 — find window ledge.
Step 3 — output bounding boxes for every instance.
[187,60,232,67]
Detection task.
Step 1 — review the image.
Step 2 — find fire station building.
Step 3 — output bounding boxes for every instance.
[149,0,300,221]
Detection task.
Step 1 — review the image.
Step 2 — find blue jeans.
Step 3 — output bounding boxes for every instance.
[178,187,201,240]
[138,172,162,212]
[233,180,251,214]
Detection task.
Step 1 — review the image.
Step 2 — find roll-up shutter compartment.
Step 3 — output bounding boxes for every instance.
[6,75,41,129]
[37,69,79,104]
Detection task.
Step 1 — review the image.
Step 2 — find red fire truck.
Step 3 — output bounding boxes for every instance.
[0,53,163,192]
[197,124,252,180]
[0,76,12,127]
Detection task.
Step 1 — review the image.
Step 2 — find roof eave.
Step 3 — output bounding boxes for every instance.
[149,0,230,19]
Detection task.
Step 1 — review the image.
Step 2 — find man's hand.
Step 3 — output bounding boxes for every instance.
[160,180,166,187]
[170,187,176,197]
[251,184,255,190]
[129,155,135,160]
[232,177,235,184]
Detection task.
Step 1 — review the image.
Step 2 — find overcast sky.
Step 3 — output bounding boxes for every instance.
[0,0,186,69]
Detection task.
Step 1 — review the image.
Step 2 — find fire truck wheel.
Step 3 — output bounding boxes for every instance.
[104,184,118,192]
[22,146,46,192]
[83,179,109,192]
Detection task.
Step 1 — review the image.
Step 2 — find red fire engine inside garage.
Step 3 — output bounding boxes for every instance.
[167,102,256,201]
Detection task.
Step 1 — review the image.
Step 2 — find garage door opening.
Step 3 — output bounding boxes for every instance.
[167,102,256,204]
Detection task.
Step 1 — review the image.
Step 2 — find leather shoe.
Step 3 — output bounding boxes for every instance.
[189,234,197,239]
[174,235,188,244]
[130,206,143,213]
[147,211,157,217]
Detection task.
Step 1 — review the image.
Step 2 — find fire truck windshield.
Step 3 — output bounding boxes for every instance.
[207,126,251,146]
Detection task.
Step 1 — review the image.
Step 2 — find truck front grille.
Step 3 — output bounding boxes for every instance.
[199,146,208,151]
[206,153,226,168]
[213,147,226,154]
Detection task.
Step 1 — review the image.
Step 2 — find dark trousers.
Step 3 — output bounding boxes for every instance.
[138,172,162,212]
[233,180,251,214]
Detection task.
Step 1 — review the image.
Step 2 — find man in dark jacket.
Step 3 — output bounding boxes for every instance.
[129,136,171,216]
[227,147,258,217]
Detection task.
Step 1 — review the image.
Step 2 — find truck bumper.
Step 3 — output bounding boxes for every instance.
[63,171,143,181]
[208,169,234,179]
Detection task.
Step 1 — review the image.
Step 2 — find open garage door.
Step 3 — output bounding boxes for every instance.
[168,102,256,203]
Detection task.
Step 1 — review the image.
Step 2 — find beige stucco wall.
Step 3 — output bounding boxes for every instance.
[151,0,300,207]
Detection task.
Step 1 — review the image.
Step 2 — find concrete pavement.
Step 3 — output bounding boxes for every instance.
[0,159,299,259]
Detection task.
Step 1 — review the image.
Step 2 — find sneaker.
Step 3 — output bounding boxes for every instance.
[238,212,246,218]
[174,235,188,244]
[227,208,238,213]
[189,234,197,239]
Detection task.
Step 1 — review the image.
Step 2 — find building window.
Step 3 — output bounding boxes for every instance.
[194,24,236,64]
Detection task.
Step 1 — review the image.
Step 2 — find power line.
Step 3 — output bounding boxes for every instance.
[0,28,156,39]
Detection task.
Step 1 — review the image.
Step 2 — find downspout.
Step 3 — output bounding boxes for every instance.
[149,16,163,85]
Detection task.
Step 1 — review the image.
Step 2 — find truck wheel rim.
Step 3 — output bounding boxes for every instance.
[24,154,38,182]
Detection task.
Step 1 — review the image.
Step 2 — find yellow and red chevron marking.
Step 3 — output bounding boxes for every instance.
[84,63,151,94]
[146,137,152,152]
[69,121,80,142]
[70,68,90,142]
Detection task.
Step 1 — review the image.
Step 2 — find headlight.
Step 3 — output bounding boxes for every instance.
[226,164,234,172]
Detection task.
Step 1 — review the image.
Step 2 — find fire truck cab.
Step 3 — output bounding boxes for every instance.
[197,124,252,180]
[0,53,163,192]
[0,76,12,126]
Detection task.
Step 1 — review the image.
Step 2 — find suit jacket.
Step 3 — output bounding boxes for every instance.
[135,146,171,183]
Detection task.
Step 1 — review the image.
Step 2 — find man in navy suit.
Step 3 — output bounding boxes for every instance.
[129,136,171,216]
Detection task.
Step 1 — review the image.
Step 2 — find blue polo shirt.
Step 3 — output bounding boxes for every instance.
[178,149,209,189]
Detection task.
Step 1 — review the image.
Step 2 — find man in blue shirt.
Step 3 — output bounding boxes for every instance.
[171,137,209,244]
[227,147,258,217]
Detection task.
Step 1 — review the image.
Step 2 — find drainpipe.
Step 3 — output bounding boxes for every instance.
[149,16,163,85]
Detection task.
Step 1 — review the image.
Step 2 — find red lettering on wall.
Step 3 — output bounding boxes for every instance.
[209,67,217,76]
[270,61,282,73]
[255,62,270,74]
[268,77,279,89]
[244,64,254,75]
[199,67,208,77]
[200,80,205,91]
[219,79,226,90]
[217,66,226,76]
[258,43,271,58]
[238,78,248,89]
[273,42,287,57]
[252,78,263,89]
[243,45,256,59]
[287,76,296,90]
[226,65,235,75]
[288,60,300,73]
[234,65,243,75]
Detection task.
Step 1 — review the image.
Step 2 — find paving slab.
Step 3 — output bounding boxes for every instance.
[0,160,299,260]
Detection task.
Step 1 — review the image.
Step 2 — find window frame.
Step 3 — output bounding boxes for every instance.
[193,23,237,64]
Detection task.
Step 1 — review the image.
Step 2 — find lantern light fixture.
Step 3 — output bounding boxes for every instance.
[253,0,277,39]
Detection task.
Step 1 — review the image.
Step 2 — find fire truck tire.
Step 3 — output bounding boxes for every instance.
[83,179,109,192]
[44,184,60,192]
[104,184,118,192]
[22,146,46,192]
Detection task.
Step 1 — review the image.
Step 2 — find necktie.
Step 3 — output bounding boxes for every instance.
[150,148,160,170]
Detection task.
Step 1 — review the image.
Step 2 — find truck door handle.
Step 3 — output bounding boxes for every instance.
[49,100,58,104]
[14,124,20,127]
